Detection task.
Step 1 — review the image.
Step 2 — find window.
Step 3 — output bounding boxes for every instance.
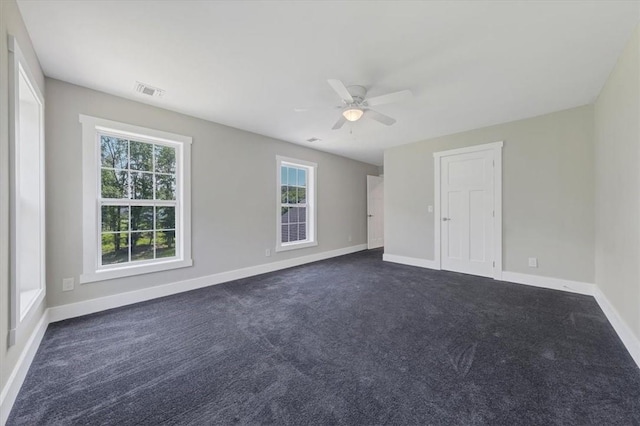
[276,156,317,251]
[100,136,179,265]
[80,116,192,283]
[8,36,46,341]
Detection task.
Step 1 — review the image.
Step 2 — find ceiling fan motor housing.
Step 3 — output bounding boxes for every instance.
[346,85,367,105]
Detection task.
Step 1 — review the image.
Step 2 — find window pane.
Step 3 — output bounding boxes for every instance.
[101,136,128,169]
[155,145,176,174]
[156,206,175,230]
[101,205,129,232]
[288,168,297,186]
[289,206,298,223]
[281,207,289,224]
[289,223,299,241]
[297,187,306,204]
[131,206,153,231]
[299,223,307,241]
[299,207,307,223]
[156,230,176,258]
[281,186,288,204]
[101,169,129,199]
[298,169,306,187]
[156,174,176,200]
[131,231,154,261]
[129,140,153,171]
[102,232,129,265]
[17,68,44,318]
[280,166,288,186]
[131,172,154,199]
[287,186,298,204]
[281,224,289,243]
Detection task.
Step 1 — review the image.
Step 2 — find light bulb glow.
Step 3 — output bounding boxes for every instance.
[342,108,364,122]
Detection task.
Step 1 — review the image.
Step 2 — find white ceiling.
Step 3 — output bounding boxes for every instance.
[17,0,640,165]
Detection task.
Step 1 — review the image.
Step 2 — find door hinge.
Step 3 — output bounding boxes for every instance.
[492,210,495,218]
[493,261,495,268]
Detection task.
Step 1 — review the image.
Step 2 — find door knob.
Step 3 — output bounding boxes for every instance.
[368,214,373,217]
[442,217,451,221]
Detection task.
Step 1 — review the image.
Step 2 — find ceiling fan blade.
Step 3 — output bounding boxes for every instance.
[327,79,354,103]
[332,115,347,130]
[366,89,412,107]
[366,109,396,126]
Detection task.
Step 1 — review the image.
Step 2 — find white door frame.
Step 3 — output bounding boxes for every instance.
[434,141,503,280]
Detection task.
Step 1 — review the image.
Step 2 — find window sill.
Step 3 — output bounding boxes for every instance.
[80,258,193,284]
[275,241,318,252]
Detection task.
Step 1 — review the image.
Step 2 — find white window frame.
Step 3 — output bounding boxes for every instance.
[8,35,46,345]
[276,156,317,252]
[80,115,192,283]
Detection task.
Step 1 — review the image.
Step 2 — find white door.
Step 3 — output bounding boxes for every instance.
[367,175,384,249]
[440,150,495,277]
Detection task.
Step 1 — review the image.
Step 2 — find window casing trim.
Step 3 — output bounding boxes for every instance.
[275,155,317,252]
[80,115,192,283]
[7,35,46,346]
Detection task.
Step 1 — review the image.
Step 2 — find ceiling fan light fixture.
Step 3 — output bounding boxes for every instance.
[342,107,364,122]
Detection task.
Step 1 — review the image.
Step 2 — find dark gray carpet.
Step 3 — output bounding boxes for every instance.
[7,249,640,425]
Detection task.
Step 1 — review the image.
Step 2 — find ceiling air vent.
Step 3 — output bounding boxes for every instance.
[134,82,165,97]
[306,137,321,143]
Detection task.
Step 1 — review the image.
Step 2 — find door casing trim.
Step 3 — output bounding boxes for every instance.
[433,141,503,280]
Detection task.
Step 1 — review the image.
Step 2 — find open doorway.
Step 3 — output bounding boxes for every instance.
[367,175,384,249]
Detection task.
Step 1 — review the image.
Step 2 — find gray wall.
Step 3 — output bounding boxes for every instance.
[594,25,640,339]
[384,105,595,283]
[0,0,47,397]
[45,78,378,308]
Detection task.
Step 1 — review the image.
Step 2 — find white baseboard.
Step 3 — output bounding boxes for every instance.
[382,255,595,296]
[501,271,595,296]
[593,287,640,369]
[49,244,367,323]
[0,310,49,426]
[383,255,595,296]
[382,253,440,270]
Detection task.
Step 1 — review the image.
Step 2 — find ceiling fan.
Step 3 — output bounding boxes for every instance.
[326,79,412,130]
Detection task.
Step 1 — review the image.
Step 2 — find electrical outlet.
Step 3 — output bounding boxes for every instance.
[62,277,74,292]
[528,257,538,268]
[428,205,433,213]
[348,235,352,242]
[265,248,271,257]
